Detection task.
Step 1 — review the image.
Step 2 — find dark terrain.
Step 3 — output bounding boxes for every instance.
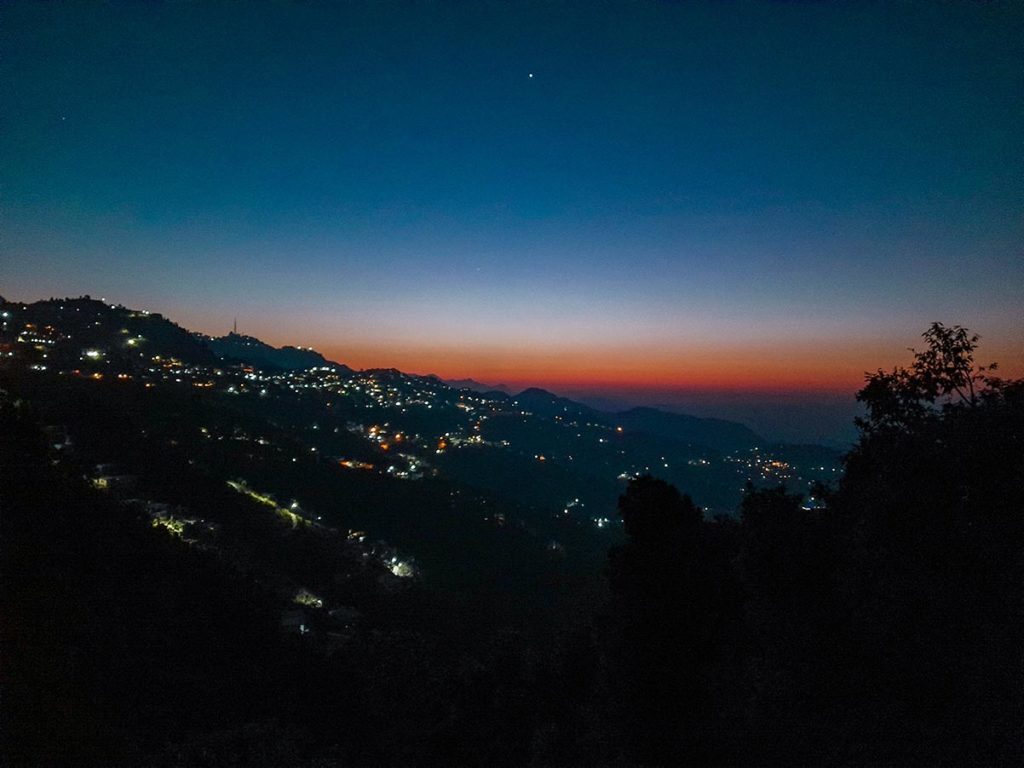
[3,298,1021,766]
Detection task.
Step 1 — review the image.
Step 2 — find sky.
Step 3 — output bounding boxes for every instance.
[3,1,1022,442]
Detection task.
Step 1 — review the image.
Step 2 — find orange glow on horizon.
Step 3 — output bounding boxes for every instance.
[315,339,950,395]
[157,299,1024,398]
[310,334,1024,397]
[171,307,1022,399]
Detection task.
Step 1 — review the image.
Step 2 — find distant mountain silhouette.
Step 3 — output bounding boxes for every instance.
[5,295,761,454]
[514,388,763,453]
[514,387,599,420]
[204,332,352,372]
[480,389,513,401]
[434,376,513,395]
[614,406,761,453]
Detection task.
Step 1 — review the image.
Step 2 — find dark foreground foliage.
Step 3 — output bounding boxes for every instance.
[3,323,1022,766]
[599,325,1024,766]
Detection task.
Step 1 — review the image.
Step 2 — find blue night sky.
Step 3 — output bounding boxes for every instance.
[3,1,1022,440]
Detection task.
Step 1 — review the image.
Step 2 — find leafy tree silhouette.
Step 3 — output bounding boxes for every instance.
[831,325,1024,765]
[604,476,737,765]
[856,321,998,433]
[617,474,701,544]
[602,324,1023,766]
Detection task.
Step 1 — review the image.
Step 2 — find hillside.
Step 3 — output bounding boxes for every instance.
[0,296,840,522]
[614,406,762,453]
[204,331,353,372]
[5,296,1018,766]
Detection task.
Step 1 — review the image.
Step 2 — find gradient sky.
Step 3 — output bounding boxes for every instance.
[3,1,1022,439]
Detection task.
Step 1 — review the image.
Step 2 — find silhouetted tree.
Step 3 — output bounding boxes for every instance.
[856,322,998,433]
[600,324,1023,766]
[603,476,738,765]
[833,325,1024,765]
[617,474,702,544]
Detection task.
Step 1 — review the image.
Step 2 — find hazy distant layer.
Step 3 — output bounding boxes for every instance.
[450,377,861,446]
[567,388,861,448]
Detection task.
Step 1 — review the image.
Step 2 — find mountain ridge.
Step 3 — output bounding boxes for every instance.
[202,331,353,373]
[4,295,768,454]
[437,376,513,395]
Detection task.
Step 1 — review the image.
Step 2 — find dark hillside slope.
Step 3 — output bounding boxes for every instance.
[615,406,762,453]
[2,296,217,367]
[0,400,304,765]
[205,332,351,372]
